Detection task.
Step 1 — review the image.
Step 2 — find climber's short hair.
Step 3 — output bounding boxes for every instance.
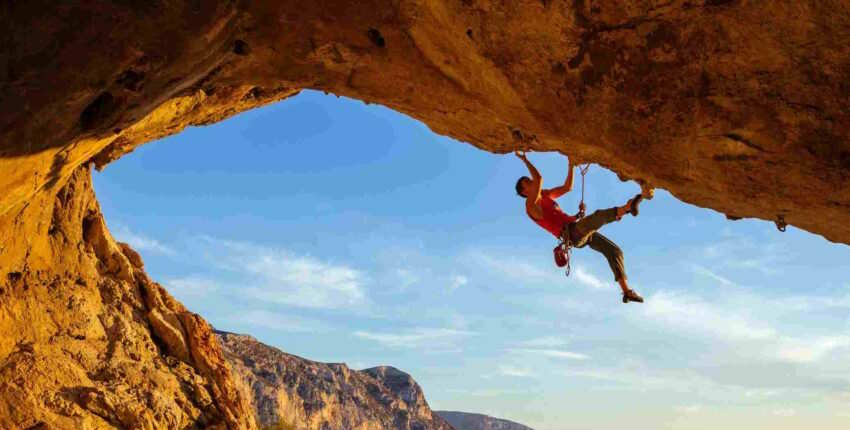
[515,176,530,197]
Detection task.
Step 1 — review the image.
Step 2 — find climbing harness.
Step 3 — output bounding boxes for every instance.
[553,164,591,277]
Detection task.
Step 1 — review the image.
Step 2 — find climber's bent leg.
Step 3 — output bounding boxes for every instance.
[572,207,619,242]
[585,232,627,283]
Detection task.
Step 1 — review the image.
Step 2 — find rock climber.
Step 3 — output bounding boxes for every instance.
[514,150,646,303]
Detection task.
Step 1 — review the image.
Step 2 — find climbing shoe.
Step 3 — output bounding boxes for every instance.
[622,289,644,304]
[629,193,643,217]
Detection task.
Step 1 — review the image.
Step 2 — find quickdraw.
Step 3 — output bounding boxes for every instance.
[576,163,591,220]
[775,214,787,232]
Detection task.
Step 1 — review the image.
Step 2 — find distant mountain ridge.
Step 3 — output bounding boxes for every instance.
[216,330,454,430]
[436,411,535,430]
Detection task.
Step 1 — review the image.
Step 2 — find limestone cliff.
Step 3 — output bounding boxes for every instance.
[1,1,850,428]
[217,331,455,430]
[2,0,850,244]
[0,166,256,429]
[436,411,534,430]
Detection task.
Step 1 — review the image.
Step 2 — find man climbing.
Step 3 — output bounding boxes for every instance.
[514,151,645,303]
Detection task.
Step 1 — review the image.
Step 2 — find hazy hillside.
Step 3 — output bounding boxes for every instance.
[437,411,534,430]
[217,331,455,430]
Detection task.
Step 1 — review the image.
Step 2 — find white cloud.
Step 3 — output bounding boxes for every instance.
[498,365,535,378]
[113,225,175,256]
[197,236,367,309]
[167,276,219,297]
[445,388,532,397]
[692,265,736,287]
[772,291,850,312]
[573,266,608,290]
[642,291,776,341]
[231,310,331,333]
[463,250,558,283]
[521,336,569,348]
[774,336,850,364]
[641,290,850,366]
[745,389,781,399]
[395,268,419,289]
[772,408,796,417]
[353,327,476,349]
[700,239,791,276]
[465,251,610,291]
[676,405,702,414]
[509,348,588,360]
[558,364,720,394]
[449,275,468,291]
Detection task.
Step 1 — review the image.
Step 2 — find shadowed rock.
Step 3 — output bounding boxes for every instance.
[0,167,256,429]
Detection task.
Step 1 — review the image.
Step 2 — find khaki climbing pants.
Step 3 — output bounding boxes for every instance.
[562,207,627,282]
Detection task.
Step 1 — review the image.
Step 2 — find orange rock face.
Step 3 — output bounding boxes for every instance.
[2,0,850,243]
[1,1,849,427]
[0,168,256,429]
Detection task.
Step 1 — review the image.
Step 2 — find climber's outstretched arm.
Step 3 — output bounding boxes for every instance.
[516,151,541,181]
[516,151,544,219]
[544,156,573,199]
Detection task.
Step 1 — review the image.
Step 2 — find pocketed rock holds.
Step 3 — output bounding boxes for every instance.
[0,167,256,430]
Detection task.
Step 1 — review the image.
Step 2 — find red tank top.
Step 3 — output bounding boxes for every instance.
[530,190,576,237]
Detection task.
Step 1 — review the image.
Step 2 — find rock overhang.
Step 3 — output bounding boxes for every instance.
[2,0,849,244]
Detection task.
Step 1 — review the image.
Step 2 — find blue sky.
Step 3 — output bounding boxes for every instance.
[94,90,850,430]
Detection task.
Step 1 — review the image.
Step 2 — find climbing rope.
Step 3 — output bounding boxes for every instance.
[576,163,591,219]
[555,164,592,277]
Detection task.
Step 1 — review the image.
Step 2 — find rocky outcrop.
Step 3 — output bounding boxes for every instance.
[1,1,849,427]
[0,166,256,429]
[2,1,850,244]
[436,411,534,430]
[217,331,455,430]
